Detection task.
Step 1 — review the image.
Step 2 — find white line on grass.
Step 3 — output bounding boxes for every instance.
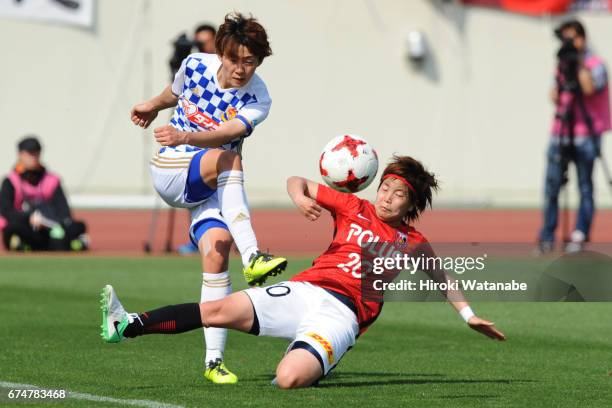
[0,381,186,408]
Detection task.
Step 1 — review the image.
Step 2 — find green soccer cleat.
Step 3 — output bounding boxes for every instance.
[100,284,131,343]
[243,251,288,286]
[203,359,238,385]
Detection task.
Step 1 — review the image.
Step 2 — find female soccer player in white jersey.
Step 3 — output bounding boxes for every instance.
[130,13,287,384]
[101,156,506,388]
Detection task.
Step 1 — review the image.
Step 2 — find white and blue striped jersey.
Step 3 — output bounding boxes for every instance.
[166,53,271,154]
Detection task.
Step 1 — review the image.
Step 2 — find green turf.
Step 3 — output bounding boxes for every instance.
[0,256,610,407]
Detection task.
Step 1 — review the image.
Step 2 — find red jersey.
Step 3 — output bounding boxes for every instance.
[291,185,428,335]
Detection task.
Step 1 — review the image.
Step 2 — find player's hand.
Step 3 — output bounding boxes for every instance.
[467,316,506,341]
[154,125,188,146]
[295,196,323,221]
[131,102,158,128]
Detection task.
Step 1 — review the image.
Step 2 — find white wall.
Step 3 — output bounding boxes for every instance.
[1,0,611,208]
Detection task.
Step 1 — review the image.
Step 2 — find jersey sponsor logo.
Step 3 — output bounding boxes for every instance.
[306,332,334,364]
[182,99,198,115]
[231,212,250,224]
[396,231,408,250]
[180,99,219,130]
[221,106,237,123]
[346,223,380,247]
[356,213,371,222]
[340,223,406,278]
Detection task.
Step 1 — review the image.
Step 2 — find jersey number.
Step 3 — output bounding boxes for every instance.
[337,252,361,279]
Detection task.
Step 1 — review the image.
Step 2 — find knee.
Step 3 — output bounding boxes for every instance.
[275,362,318,389]
[275,366,304,389]
[579,181,594,195]
[544,186,560,199]
[202,300,225,327]
[66,220,86,237]
[203,247,227,267]
[201,238,231,269]
[580,187,593,198]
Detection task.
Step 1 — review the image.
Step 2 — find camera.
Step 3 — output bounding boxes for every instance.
[169,33,198,76]
[554,23,581,85]
[556,39,579,64]
[554,35,580,92]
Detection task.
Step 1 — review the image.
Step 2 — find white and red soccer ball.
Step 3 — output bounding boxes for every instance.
[319,134,379,193]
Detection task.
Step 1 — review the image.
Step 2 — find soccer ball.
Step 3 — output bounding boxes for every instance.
[319,134,379,193]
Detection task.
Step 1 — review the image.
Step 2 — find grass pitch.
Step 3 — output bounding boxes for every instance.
[0,256,610,407]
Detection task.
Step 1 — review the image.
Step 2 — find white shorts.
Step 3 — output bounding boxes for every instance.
[243,281,359,375]
[187,195,227,246]
[149,148,215,209]
[149,148,228,245]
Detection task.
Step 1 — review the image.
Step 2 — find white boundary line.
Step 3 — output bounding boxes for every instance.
[0,381,186,408]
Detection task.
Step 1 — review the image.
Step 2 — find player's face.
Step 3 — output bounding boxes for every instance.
[218,45,259,88]
[374,178,413,226]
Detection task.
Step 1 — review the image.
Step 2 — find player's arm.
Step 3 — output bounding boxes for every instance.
[418,242,506,341]
[131,85,178,129]
[176,94,272,148]
[154,92,271,148]
[153,119,248,148]
[286,176,324,221]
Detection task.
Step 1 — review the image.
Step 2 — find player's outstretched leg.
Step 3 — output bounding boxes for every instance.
[199,149,287,286]
[100,285,255,341]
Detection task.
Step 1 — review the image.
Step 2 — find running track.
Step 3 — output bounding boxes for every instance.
[3,209,609,255]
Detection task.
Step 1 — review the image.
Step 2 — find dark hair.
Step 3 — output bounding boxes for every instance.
[378,155,439,223]
[555,19,586,40]
[215,12,272,62]
[195,24,216,36]
[17,136,42,153]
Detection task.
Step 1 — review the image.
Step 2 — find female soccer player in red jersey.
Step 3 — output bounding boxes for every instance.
[100,155,505,388]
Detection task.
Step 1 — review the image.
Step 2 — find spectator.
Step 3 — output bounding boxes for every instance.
[0,136,89,251]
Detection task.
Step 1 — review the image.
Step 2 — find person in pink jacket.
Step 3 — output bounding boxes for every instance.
[538,19,611,254]
[0,136,88,251]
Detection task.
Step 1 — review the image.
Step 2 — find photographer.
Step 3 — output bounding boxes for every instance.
[0,136,88,251]
[194,24,216,54]
[538,19,611,253]
[169,24,217,80]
